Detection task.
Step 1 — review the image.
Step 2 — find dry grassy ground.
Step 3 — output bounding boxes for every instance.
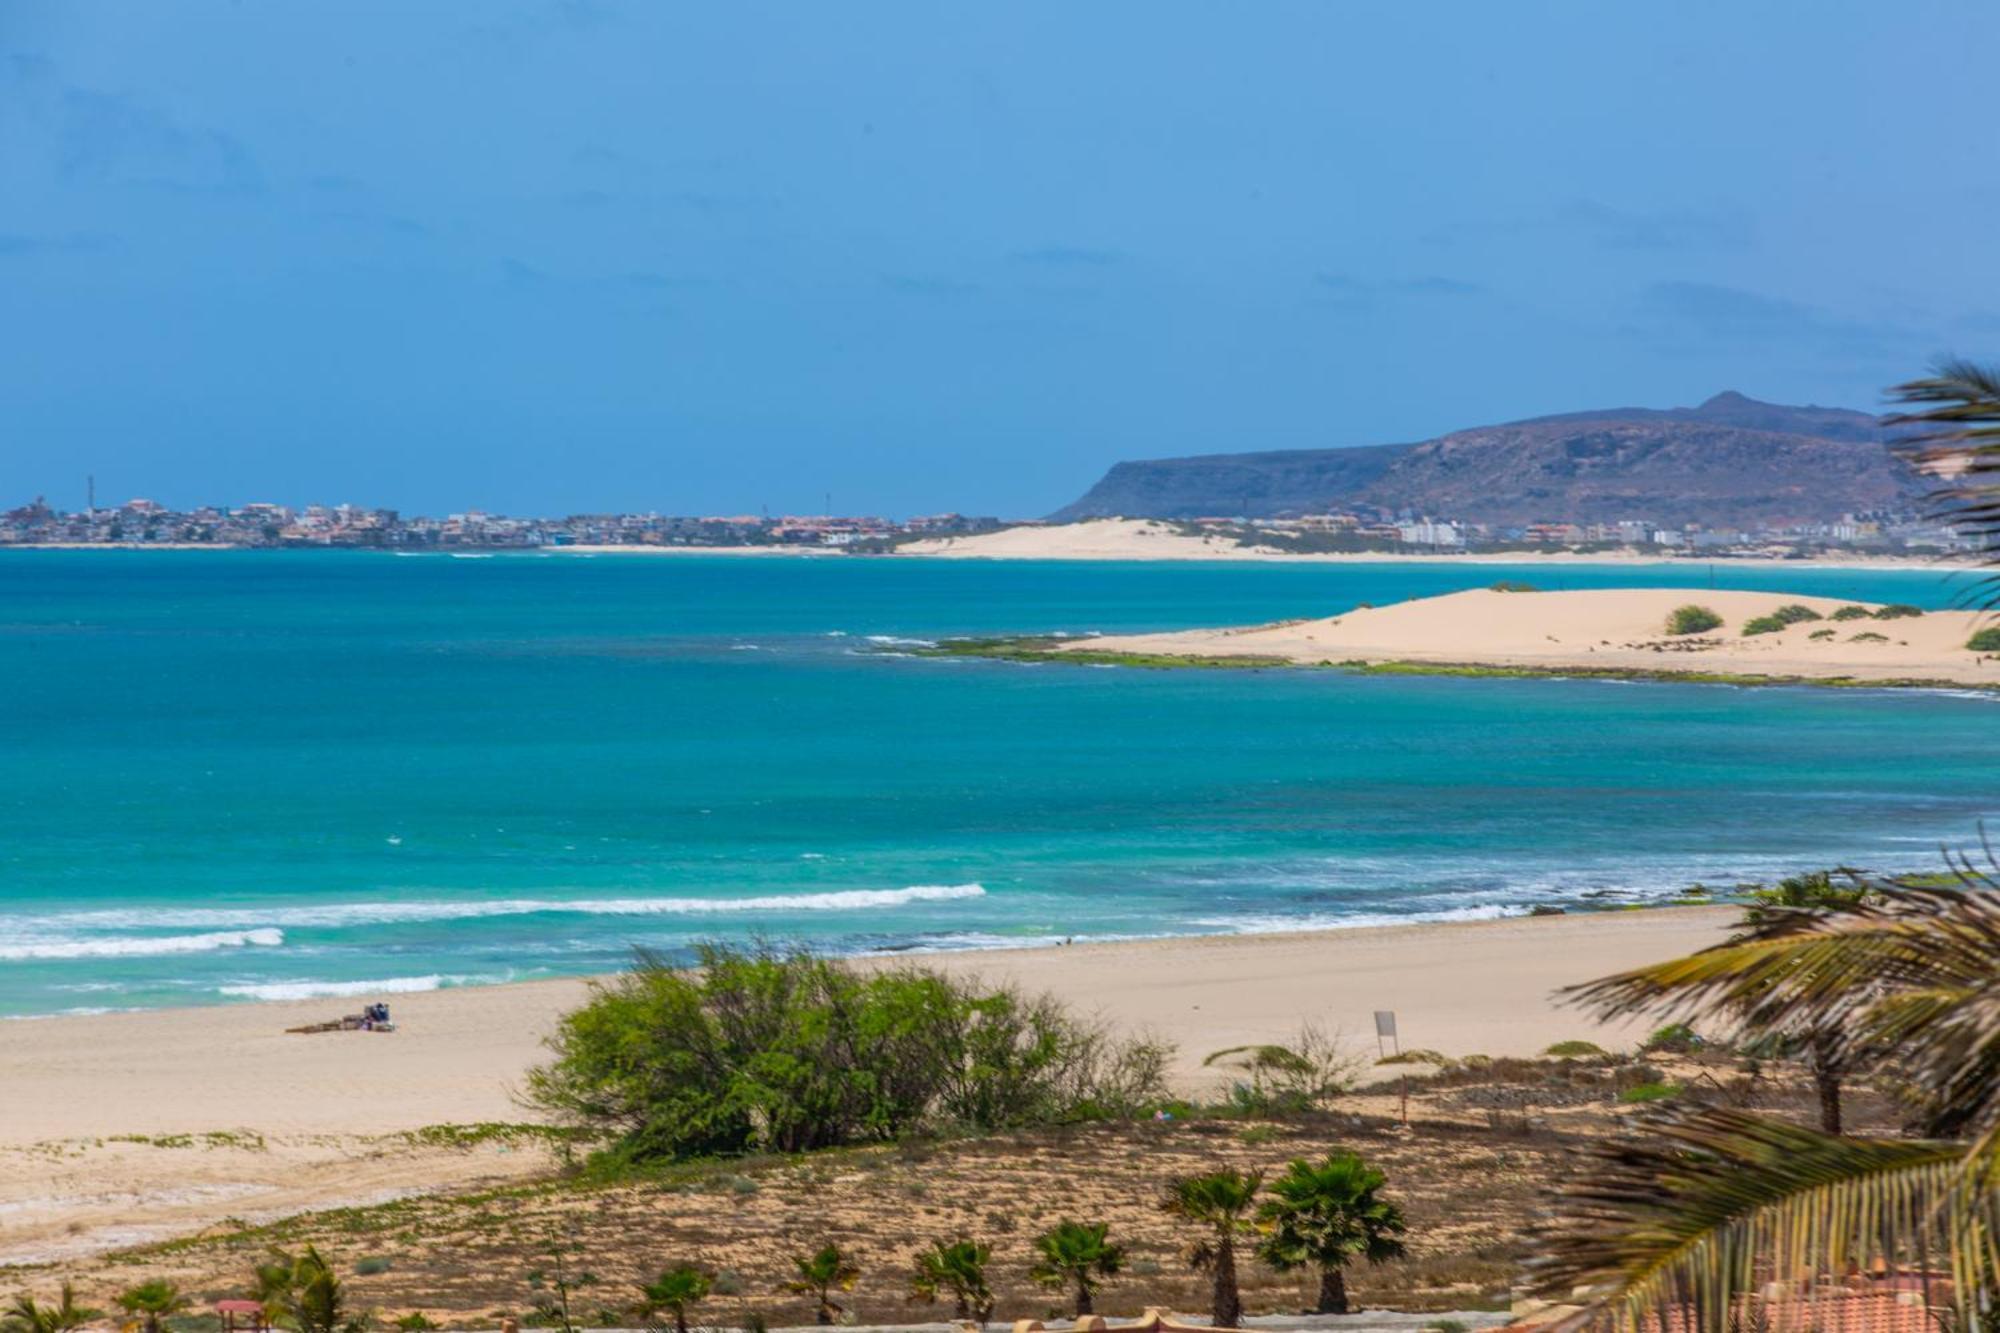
[14,1049,1904,1330]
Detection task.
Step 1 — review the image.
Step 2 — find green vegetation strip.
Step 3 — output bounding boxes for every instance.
[901,639,1996,691]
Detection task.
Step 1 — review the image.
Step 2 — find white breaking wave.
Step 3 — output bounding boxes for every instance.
[5,884,988,934]
[218,974,491,1001]
[0,927,285,961]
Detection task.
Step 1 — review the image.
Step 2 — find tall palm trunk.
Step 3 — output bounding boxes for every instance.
[1316,1265,1349,1315]
[1211,1232,1241,1328]
[1808,1032,1844,1136]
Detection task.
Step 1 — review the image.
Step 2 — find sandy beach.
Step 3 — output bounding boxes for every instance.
[890,518,1969,570]
[1059,585,2000,685]
[0,907,1732,1265]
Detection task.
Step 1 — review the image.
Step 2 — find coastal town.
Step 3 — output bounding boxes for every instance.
[0,494,1977,558]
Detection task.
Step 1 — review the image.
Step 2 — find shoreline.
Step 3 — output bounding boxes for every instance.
[966,586,2000,688]
[0,542,1976,573]
[0,906,1737,1262]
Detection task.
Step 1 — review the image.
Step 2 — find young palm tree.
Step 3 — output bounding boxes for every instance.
[907,1239,993,1323]
[782,1244,860,1326]
[6,1283,104,1333]
[1029,1220,1126,1318]
[1255,1152,1408,1313]
[1537,879,2000,1328]
[1735,869,1878,1134]
[115,1281,189,1333]
[1161,1168,1263,1328]
[637,1265,711,1333]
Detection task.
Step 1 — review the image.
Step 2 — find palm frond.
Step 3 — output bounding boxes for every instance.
[1562,884,2000,1135]
[1531,1106,1994,1330]
[1886,359,2000,603]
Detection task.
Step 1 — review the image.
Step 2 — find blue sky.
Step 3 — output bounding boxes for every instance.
[3,2,1996,517]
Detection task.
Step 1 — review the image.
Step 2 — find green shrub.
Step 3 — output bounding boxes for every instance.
[1808,628,1834,641]
[1489,580,1539,593]
[1849,631,1889,643]
[1874,603,1924,619]
[1741,615,1788,636]
[1830,605,1872,621]
[1771,604,1822,624]
[1641,1022,1702,1054]
[1427,1322,1471,1333]
[1618,1082,1682,1104]
[526,945,1173,1164]
[1967,627,2000,652]
[1665,604,1723,635]
[353,1257,393,1277]
[1543,1039,1608,1059]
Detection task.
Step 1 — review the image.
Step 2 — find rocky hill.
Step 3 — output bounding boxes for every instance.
[1053,392,1920,527]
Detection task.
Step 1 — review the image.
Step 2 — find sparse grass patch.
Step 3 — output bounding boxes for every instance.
[1665,604,1722,635]
[1618,1082,1682,1104]
[1967,627,2000,652]
[1874,603,1924,619]
[1741,614,1788,636]
[1831,605,1873,621]
[1849,631,1890,643]
[1543,1040,1608,1059]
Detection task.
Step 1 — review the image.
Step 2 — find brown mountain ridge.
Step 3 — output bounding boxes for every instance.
[1052,392,1921,527]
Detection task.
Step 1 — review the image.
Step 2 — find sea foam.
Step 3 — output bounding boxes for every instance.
[5,884,987,934]
[0,927,285,961]
[217,974,489,1001]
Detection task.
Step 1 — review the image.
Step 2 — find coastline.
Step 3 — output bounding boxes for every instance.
[936,586,2000,688]
[0,541,1975,573]
[0,906,1734,1263]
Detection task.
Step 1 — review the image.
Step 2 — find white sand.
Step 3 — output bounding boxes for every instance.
[1063,586,2000,685]
[0,908,1731,1262]
[889,519,1967,569]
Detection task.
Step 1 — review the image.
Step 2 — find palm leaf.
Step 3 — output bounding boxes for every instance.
[1562,884,2000,1136]
[1530,1106,1995,1330]
[1886,359,2000,606]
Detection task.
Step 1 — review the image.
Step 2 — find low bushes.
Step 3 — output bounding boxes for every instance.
[1741,615,1788,636]
[525,945,1172,1164]
[1874,603,1924,619]
[1771,604,1822,624]
[1830,605,1872,621]
[1968,627,2000,652]
[1488,580,1539,593]
[1665,604,1723,635]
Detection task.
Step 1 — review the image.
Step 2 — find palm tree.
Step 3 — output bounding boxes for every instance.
[782,1244,860,1326]
[1029,1220,1126,1318]
[1887,358,2000,594]
[254,1245,361,1333]
[907,1238,993,1323]
[1536,879,2000,1328]
[1739,869,1877,1133]
[1255,1152,1408,1313]
[1161,1168,1263,1328]
[115,1281,189,1333]
[6,1283,104,1333]
[637,1265,711,1333]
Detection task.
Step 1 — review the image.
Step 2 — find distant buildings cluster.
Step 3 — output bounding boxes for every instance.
[0,497,1004,550]
[1184,506,1978,559]
[0,494,1975,558]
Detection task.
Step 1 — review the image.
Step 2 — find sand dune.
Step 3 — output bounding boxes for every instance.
[1062,586,2000,685]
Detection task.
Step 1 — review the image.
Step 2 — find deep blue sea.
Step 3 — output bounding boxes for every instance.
[2,551,1996,1017]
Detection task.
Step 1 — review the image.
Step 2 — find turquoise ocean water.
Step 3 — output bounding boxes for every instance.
[2,551,1996,1017]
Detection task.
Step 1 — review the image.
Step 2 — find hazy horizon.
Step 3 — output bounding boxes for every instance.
[5,2,1994,516]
